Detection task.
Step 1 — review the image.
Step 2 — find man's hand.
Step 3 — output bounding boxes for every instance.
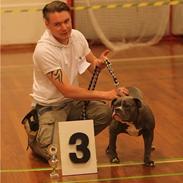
[106,87,128,100]
[116,87,129,97]
[95,49,110,69]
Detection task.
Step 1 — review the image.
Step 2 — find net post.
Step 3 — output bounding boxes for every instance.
[67,0,75,28]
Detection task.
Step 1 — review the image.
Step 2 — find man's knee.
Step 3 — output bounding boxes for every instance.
[29,141,51,161]
[93,105,112,135]
[96,105,112,125]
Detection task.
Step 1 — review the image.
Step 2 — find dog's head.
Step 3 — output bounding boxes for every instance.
[112,96,142,122]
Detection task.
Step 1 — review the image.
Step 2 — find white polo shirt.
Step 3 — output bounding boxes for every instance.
[31,29,91,105]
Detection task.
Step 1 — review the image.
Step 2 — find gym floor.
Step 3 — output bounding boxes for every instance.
[1,39,183,183]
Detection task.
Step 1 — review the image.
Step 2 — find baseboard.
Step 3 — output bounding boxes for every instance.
[1,43,36,53]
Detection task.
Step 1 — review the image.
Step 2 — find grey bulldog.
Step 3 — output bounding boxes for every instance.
[106,87,155,167]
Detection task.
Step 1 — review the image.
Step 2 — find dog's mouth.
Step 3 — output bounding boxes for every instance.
[112,112,123,122]
[112,111,132,124]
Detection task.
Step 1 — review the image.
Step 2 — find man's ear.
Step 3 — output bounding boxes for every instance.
[45,19,49,28]
[133,98,142,108]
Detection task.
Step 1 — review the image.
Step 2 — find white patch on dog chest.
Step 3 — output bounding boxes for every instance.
[126,123,141,136]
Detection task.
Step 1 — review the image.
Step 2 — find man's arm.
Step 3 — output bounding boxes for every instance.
[85,51,98,73]
[47,68,121,100]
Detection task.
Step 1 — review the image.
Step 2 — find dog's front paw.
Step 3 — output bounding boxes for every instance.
[111,156,120,163]
[106,146,120,164]
[151,145,155,151]
[144,160,155,167]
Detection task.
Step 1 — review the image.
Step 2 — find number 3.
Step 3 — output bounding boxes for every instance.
[69,132,91,163]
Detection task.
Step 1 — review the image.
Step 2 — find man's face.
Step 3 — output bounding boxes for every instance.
[45,11,72,45]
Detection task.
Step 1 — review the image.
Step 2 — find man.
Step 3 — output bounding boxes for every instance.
[29,0,128,161]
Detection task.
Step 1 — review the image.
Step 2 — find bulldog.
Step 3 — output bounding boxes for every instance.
[106,87,155,167]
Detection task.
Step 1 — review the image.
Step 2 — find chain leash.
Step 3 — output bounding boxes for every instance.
[81,58,120,120]
[104,58,120,88]
[81,66,101,120]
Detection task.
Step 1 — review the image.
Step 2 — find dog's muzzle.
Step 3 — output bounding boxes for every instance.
[112,105,124,123]
[112,112,123,122]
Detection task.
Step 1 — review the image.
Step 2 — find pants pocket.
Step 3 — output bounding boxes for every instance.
[23,120,38,145]
[36,111,55,147]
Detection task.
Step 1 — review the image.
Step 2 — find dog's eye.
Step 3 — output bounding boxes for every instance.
[113,102,121,108]
[123,103,131,109]
[125,106,131,109]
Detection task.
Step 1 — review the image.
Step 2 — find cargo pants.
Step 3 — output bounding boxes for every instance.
[29,100,112,161]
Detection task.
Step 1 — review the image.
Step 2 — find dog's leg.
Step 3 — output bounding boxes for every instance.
[143,130,155,167]
[106,121,122,163]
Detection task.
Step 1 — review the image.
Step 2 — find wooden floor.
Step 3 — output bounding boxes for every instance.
[1,39,183,183]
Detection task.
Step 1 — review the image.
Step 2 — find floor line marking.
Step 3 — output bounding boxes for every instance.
[1,157,183,173]
[98,158,183,168]
[1,55,183,69]
[59,172,183,183]
[1,64,33,69]
[111,54,183,62]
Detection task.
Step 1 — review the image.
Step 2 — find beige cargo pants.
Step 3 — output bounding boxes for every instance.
[29,100,112,161]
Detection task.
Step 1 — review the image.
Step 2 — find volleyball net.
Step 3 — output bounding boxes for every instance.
[69,0,183,51]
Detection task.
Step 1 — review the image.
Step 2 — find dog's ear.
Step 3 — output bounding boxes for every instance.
[111,98,118,107]
[133,98,142,108]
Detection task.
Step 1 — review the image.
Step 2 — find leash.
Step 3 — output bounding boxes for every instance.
[81,66,101,119]
[81,58,120,120]
[104,58,120,88]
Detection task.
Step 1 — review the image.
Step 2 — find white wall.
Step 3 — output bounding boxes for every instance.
[1,0,183,45]
[172,4,183,35]
[1,0,66,45]
[1,1,50,44]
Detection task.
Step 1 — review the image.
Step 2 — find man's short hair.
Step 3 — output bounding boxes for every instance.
[43,1,70,20]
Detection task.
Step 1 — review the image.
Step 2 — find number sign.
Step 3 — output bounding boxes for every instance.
[58,120,97,176]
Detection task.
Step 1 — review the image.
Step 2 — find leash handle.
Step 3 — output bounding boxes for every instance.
[104,58,120,88]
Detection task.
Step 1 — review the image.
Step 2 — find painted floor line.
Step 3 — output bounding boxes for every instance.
[59,172,183,183]
[1,157,183,173]
[98,158,183,168]
[1,64,33,69]
[111,54,183,62]
[1,55,183,69]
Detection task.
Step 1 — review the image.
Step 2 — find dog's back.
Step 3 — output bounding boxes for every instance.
[127,87,143,101]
